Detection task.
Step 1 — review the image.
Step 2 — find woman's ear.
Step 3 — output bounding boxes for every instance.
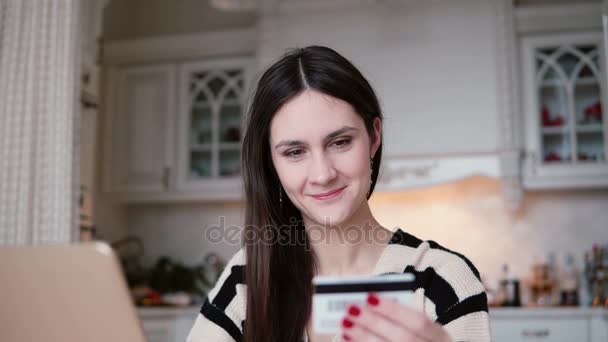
[370,117,382,158]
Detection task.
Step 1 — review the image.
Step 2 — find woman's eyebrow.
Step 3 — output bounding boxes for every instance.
[273,126,358,150]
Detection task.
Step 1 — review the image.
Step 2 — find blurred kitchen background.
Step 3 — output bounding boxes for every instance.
[2,0,608,341]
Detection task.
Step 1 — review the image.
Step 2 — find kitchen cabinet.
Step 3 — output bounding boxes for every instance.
[138,307,198,342]
[174,58,252,197]
[490,308,608,342]
[137,306,608,342]
[101,1,608,204]
[102,32,254,201]
[521,32,608,189]
[103,64,176,194]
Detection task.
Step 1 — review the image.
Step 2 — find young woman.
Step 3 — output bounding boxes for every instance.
[187,46,490,342]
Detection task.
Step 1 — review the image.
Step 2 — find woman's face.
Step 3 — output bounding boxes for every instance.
[269,89,381,227]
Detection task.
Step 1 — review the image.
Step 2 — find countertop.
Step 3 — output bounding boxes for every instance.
[489,307,608,318]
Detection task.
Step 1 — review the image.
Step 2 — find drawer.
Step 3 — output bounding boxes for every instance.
[141,319,173,342]
[491,318,589,342]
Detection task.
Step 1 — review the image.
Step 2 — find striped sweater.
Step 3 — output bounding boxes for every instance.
[187,228,491,342]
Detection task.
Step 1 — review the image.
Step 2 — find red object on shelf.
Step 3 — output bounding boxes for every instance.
[540,105,565,126]
[545,152,562,162]
[552,116,564,126]
[541,105,551,126]
[584,101,602,121]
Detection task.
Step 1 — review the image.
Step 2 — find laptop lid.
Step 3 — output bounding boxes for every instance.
[0,242,146,342]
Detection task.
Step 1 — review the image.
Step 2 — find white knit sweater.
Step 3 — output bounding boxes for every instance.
[186,228,491,342]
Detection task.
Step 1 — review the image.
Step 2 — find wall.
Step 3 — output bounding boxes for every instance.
[125,176,608,292]
[369,176,608,288]
[258,0,501,157]
[128,203,244,267]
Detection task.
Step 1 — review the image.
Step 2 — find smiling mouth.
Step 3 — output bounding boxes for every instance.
[310,186,347,200]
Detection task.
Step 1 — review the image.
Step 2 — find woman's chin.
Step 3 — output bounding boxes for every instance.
[309,209,352,228]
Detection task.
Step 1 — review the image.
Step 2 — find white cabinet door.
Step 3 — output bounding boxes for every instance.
[104,64,176,193]
[521,31,608,189]
[175,58,253,200]
[491,318,589,342]
[138,308,199,342]
[590,312,608,342]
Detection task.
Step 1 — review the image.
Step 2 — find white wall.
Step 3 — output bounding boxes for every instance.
[259,0,501,157]
[369,176,608,288]
[125,177,608,292]
[128,203,244,267]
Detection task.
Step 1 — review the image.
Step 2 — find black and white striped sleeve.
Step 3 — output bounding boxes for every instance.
[425,241,490,342]
[387,230,490,341]
[186,249,247,342]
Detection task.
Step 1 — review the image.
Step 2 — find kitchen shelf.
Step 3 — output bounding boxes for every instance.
[541,126,569,135]
[522,31,608,189]
[576,124,604,133]
[190,144,212,152]
[175,58,253,196]
[219,142,240,150]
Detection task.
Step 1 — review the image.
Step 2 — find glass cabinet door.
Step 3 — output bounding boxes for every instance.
[183,62,248,181]
[534,43,605,164]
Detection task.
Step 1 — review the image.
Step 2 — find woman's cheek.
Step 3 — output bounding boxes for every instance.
[278,164,306,193]
[337,152,368,178]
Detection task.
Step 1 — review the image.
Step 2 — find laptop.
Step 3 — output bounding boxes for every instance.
[0,242,147,342]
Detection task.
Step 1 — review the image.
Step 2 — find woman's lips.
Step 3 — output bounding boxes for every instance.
[311,186,346,200]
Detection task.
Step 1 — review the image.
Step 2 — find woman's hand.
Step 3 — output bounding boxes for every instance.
[340,293,452,342]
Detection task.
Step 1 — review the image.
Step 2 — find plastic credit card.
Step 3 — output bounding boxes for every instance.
[312,273,416,334]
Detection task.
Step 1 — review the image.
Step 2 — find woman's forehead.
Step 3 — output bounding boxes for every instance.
[269,90,363,142]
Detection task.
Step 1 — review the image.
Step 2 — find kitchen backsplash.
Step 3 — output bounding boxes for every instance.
[124,176,608,291]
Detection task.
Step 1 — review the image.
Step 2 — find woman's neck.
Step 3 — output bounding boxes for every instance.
[303,202,393,276]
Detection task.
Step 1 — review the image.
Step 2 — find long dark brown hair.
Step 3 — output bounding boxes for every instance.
[241,46,383,342]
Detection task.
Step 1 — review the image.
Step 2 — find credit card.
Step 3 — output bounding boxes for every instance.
[312,273,416,334]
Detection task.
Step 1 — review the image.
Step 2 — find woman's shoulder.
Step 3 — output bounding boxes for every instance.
[386,229,484,295]
[204,248,247,313]
[188,248,247,342]
[225,247,247,267]
[209,248,247,294]
[385,229,488,323]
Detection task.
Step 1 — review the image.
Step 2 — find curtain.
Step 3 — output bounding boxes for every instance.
[0,0,81,245]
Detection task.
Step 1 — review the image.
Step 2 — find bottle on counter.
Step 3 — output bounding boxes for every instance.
[547,252,559,305]
[529,259,554,306]
[559,253,579,306]
[580,252,591,307]
[590,244,607,307]
[499,264,521,307]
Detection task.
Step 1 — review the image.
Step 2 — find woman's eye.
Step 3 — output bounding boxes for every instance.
[332,138,351,148]
[285,149,304,158]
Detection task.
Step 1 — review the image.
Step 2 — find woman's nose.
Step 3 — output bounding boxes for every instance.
[309,155,337,185]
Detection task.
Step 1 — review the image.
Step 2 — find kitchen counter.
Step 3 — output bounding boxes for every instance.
[137,306,199,318]
[490,307,608,342]
[137,306,199,342]
[135,306,608,342]
[490,307,608,318]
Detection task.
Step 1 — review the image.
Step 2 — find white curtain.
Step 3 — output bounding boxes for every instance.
[0,0,81,245]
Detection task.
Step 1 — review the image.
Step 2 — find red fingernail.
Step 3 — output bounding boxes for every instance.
[343,333,352,341]
[347,304,361,316]
[342,317,354,328]
[367,293,380,306]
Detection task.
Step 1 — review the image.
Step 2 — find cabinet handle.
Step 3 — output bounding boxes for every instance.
[162,167,170,189]
[521,329,550,338]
